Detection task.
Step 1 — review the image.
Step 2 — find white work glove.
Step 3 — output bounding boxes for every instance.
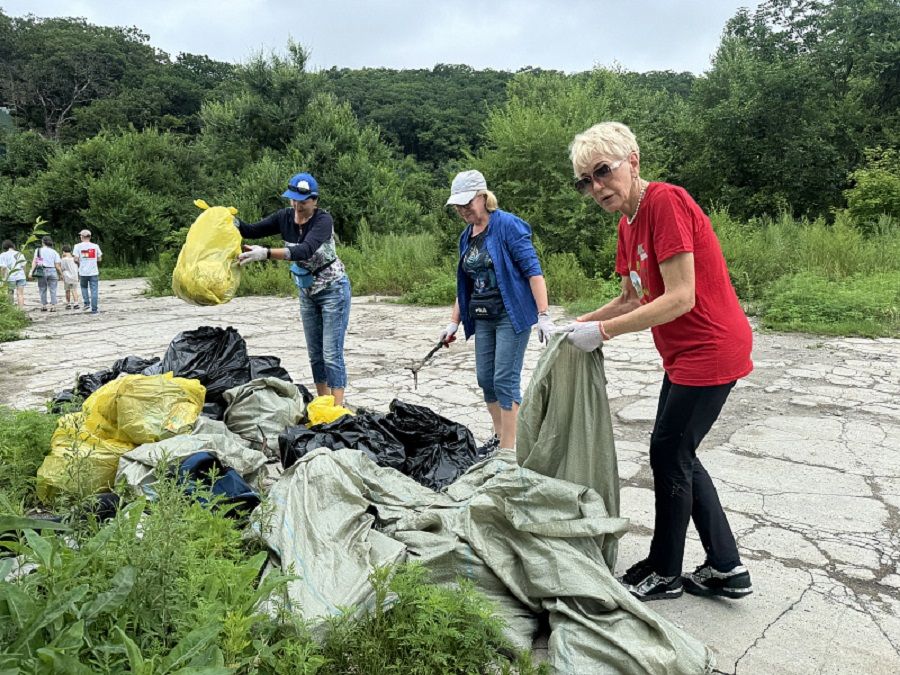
[564,321,606,352]
[439,321,459,345]
[238,244,268,266]
[536,311,555,344]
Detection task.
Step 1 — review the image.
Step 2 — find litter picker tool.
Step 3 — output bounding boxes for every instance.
[406,339,448,390]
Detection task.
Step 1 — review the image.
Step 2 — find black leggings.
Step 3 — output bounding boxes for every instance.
[647,374,741,577]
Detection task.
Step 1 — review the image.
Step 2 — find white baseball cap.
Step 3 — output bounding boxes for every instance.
[446,170,488,206]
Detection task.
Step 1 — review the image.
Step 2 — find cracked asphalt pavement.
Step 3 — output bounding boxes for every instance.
[2,278,898,674]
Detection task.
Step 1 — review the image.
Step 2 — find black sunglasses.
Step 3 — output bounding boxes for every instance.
[287,184,315,196]
[574,158,626,194]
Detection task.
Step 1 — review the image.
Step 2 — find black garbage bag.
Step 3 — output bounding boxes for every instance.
[111,355,160,375]
[75,369,115,398]
[280,412,406,471]
[295,383,314,406]
[279,400,477,491]
[151,326,251,404]
[249,355,292,382]
[380,400,478,490]
[75,355,163,398]
[201,401,226,421]
[49,389,80,414]
[176,452,260,517]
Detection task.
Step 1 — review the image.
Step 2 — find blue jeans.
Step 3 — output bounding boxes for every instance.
[37,272,59,306]
[298,277,351,389]
[80,275,99,312]
[474,311,530,410]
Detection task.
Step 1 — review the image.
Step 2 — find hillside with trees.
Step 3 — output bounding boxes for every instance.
[0,0,897,336]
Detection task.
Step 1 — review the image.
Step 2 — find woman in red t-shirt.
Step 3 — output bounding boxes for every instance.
[564,121,753,602]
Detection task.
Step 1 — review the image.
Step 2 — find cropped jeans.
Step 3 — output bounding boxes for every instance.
[298,276,351,389]
[80,275,99,312]
[37,272,59,307]
[474,311,530,410]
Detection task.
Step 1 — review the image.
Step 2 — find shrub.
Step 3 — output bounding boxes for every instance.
[340,221,453,296]
[845,147,900,233]
[0,407,58,506]
[400,275,457,306]
[319,564,546,675]
[235,260,296,297]
[0,296,29,342]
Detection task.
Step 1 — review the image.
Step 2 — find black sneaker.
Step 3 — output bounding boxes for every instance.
[476,434,499,457]
[683,562,753,599]
[626,570,683,602]
[618,557,654,586]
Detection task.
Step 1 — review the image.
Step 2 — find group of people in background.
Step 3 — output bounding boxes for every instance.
[1,229,102,314]
[237,120,755,604]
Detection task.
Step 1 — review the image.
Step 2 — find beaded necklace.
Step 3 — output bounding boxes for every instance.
[626,180,649,225]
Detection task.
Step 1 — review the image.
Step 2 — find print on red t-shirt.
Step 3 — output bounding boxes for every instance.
[615,183,753,386]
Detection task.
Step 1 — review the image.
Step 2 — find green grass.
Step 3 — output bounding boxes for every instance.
[761,271,900,336]
[0,297,29,342]
[714,210,900,300]
[0,406,58,507]
[101,262,153,280]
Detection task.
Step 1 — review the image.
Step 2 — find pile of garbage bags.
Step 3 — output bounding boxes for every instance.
[43,325,479,496]
[35,327,715,672]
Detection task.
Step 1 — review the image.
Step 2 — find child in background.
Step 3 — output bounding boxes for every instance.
[60,245,80,309]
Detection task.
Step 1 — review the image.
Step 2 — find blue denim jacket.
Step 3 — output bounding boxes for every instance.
[457,209,543,338]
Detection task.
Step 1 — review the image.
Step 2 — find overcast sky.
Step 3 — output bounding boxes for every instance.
[2,1,762,74]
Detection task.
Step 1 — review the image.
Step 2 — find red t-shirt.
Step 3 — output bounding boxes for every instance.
[615,182,753,386]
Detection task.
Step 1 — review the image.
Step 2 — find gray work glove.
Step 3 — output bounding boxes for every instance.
[439,321,459,345]
[563,320,605,352]
[536,311,555,344]
[238,244,268,266]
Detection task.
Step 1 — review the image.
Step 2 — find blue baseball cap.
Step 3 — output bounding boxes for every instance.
[282,172,319,201]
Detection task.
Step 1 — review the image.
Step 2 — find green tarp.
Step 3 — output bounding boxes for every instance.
[517,337,622,569]
[260,447,713,673]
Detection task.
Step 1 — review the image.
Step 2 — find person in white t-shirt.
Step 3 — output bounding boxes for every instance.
[1,239,27,309]
[29,236,63,312]
[73,229,103,314]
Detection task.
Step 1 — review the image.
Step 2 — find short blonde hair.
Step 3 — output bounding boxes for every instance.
[569,122,640,177]
[480,190,499,212]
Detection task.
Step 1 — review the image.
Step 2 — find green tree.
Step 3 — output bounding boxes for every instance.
[12,129,206,263]
[0,12,158,140]
[845,147,900,229]
[473,68,689,276]
[680,0,900,218]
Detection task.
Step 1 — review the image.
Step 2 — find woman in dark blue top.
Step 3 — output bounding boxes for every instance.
[238,172,351,405]
[439,170,555,455]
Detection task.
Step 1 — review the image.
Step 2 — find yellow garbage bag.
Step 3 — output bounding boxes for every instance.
[82,374,206,445]
[36,375,206,503]
[172,199,242,305]
[36,413,136,502]
[307,395,353,426]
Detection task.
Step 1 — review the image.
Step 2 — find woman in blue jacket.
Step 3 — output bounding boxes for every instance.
[439,170,554,455]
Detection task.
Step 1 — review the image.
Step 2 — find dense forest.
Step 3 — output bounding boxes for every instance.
[0,0,898,334]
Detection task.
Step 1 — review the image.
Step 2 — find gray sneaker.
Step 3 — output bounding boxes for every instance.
[683,562,753,599]
[476,434,499,457]
[626,570,683,602]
